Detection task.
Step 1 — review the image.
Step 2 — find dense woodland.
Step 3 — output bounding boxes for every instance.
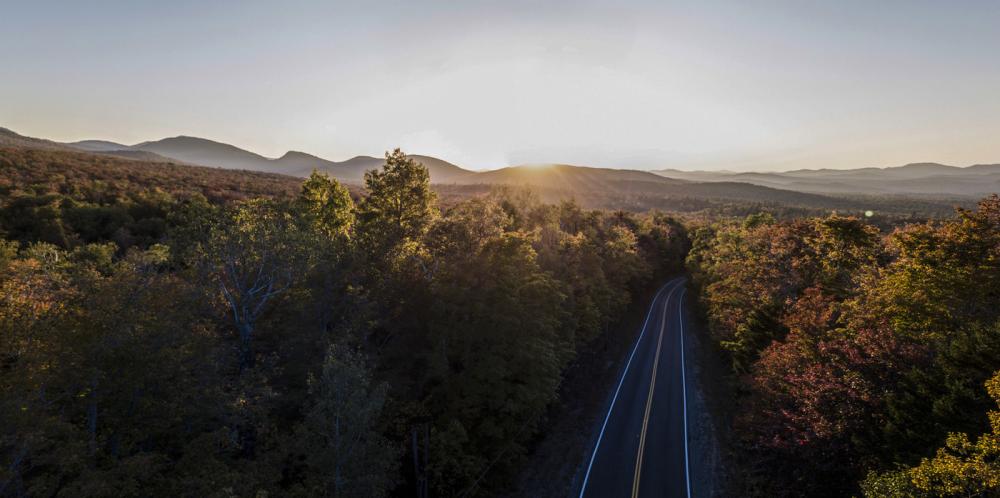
[688,195,1000,497]
[3,142,998,497]
[0,149,689,496]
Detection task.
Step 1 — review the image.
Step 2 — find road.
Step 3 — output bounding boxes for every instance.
[578,277,692,498]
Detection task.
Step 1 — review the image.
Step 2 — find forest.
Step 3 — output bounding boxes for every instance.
[0,149,689,496]
[3,141,998,497]
[687,195,1000,497]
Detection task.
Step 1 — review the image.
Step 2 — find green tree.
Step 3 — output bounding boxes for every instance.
[287,345,398,498]
[356,149,436,252]
[862,370,1000,498]
[423,228,569,494]
[854,195,1000,462]
[209,199,302,371]
[0,243,218,497]
[298,170,354,239]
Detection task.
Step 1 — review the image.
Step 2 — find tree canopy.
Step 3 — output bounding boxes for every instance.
[0,149,689,497]
[688,195,1000,496]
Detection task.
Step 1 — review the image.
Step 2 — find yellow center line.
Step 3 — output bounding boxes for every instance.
[631,287,673,498]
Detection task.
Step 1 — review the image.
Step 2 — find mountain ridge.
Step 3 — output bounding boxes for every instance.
[69,134,473,183]
[3,126,997,197]
[652,162,1000,197]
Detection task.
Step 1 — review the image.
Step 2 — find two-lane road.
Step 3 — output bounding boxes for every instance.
[578,278,692,498]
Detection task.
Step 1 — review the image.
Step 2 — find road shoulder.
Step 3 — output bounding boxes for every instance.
[682,290,728,497]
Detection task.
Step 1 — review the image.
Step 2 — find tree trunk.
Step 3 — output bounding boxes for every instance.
[238,321,254,372]
[87,376,99,460]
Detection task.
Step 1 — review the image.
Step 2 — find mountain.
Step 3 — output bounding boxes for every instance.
[0,130,182,163]
[132,136,285,172]
[94,149,186,163]
[2,127,966,217]
[68,139,131,152]
[58,129,993,196]
[401,155,471,182]
[0,127,72,150]
[882,162,962,176]
[447,163,908,212]
[298,154,471,183]
[64,135,474,183]
[454,163,685,193]
[4,126,995,200]
[652,162,1000,197]
[275,150,337,174]
[0,145,305,206]
[966,163,1000,174]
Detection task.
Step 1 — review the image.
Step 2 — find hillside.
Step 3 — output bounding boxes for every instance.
[299,153,471,183]
[133,136,295,173]
[95,149,184,163]
[64,133,473,183]
[15,125,992,198]
[449,163,940,213]
[0,127,976,217]
[0,127,72,150]
[0,145,302,204]
[453,163,685,192]
[441,163,922,215]
[68,139,132,152]
[1,129,181,163]
[654,162,1000,197]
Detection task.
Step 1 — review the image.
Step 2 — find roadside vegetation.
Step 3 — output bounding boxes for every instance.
[0,149,688,496]
[687,195,1000,497]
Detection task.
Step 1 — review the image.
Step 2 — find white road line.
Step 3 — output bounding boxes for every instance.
[679,287,692,498]
[578,279,681,498]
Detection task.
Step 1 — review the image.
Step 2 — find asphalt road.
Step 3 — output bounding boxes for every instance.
[578,277,692,498]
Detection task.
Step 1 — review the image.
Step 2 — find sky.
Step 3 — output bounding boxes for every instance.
[2,0,999,171]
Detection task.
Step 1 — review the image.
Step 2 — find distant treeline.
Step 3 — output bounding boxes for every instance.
[0,146,964,255]
[435,184,968,221]
[687,195,1000,497]
[0,149,689,496]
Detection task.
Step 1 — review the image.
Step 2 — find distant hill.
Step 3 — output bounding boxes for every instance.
[0,145,304,204]
[68,139,132,152]
[453,163,685,193]
[0,126,990,212]
[0,129,966,218]
[131,136,291,173]
[653,162,1000,197]
[298,154,471,183]
[445,163,934,213]
[95,149,185,163]
[59,134,474,183]
[51,127,997,197]
[0,127,72,150]
[967,164,1000,174]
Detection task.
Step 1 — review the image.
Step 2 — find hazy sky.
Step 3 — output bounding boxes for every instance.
[2,0,999,171]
